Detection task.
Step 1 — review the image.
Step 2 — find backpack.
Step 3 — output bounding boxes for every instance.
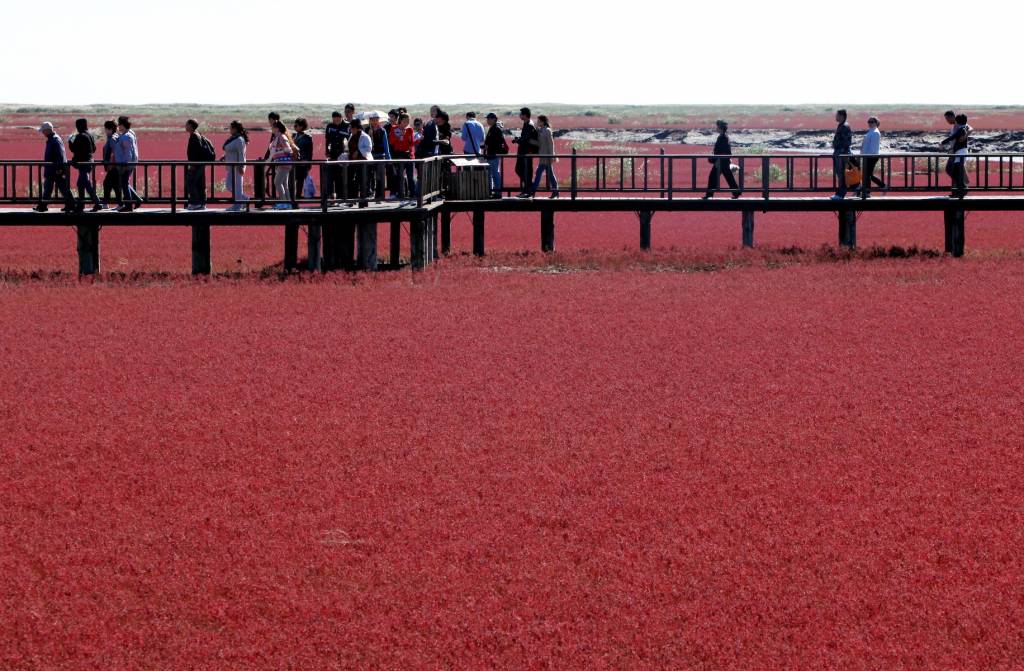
[197,134,217,161]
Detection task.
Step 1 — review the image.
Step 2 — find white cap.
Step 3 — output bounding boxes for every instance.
[367,111,380,120]
[38,121,55,133]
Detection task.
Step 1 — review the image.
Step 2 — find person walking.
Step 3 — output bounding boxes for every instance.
[702,120,742,199]
[367,112,392,201]
[943,113,971,199]
[291,117,314,206]
[482,112,508,198]
[185,119,216,210]
[254,111,280,209]
[525,115,559,198]
[222,120,249,211]
[100,120,121,208]
[114,116,143,212]
[857,116,886,199]
[513,107,540,197]
[389,112,416,200]
[68,118,103,211]
[461,111,485,157]
[268,121,298,209]
[32,122,75,213]
[829,109,853,200]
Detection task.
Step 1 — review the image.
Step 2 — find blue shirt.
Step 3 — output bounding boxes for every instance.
[461,119,485,155]
[114,130,139,164]
[861,128,881,155]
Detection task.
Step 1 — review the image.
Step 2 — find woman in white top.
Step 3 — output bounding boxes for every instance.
[222,120,249,210]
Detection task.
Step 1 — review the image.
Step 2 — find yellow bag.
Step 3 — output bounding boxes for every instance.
[844,165,863,187]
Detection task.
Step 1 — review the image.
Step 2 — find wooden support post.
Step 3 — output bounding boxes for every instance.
[339,222,356,270]
[638,211,653,250]
[410,217,427,270]
[307,224,322,272]
[284,223,299,270]
[541,210,555,253]
[741,210,755,248]
[322,224,336,271]
[472,210,485,256]
[76,224,100,276]
[838,209,857,248]
[390,220,401,266]
[191,224,211,275]
[356,220,378,270]
[430,213,439,260]
[945,209,965,257]
[441,210,452,256]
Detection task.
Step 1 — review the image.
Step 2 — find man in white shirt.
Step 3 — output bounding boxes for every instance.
[859,116,886,199]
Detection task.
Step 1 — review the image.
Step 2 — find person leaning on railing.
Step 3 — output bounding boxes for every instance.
[114,116,143,212]
[829,109,853,201]
[346,119,373,203]
[221,120,249,211]
[32,122,76,213]
[702,119,742,200]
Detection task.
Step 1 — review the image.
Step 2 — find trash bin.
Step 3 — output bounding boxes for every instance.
[448,158,490,200]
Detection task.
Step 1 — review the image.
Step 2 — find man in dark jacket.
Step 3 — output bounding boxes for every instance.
[482,112,507,198]
[414,105,440,158]
[185,119,211,210]
[33,122,75,213]
[512,107,540,197]
[69,118,103,211]
[830,109,853,200]
[325,111,349,200]
[101,120,121,208]
[703,120,742,199]
[292,117,314,205]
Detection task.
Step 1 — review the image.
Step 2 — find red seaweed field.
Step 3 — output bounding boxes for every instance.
[2,108,1024,669]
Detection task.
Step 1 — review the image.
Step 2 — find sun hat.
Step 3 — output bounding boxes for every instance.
[38,121,55,133]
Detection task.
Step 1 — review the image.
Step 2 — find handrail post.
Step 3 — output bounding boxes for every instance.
[761,156,770,200]
[417,159,424,208]
[667,157,673,200]
[320,163,328,213]
[170,164,177,213]
[571,148,577,200]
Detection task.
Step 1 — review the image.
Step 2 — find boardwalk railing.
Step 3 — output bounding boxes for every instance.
[4,152,1023,208]
[0,156,448,210]
[480,152,1024,199]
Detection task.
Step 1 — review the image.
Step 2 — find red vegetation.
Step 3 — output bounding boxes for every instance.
[2,260,1024,667]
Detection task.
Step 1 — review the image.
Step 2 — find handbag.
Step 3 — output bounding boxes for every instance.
[844,165,863,187]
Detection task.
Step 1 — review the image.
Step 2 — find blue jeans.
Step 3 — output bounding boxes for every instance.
[74,165,100,205]
[530,164,558,195]
[487,157,502,195]
[833,155,848,197]
[119,165,142,205]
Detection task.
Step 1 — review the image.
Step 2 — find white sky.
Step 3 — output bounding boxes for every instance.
[3,0,1020,106]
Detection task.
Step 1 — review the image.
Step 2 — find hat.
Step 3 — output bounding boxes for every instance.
[486,112,498,120]
[367,111,380,120]
[38,121,54,133]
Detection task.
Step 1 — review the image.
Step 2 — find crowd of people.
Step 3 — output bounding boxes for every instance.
[30,106,975,212]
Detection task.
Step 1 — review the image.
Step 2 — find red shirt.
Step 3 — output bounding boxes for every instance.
[389,126,414,154]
